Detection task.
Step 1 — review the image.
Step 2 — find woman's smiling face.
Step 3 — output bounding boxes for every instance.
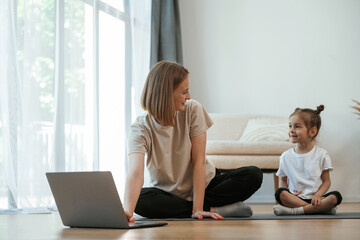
[173,75,190,111]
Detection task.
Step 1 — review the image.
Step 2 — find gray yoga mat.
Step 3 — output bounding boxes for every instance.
[135,212,360,221]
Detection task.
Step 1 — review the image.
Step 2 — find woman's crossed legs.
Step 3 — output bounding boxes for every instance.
[135,166,263,218]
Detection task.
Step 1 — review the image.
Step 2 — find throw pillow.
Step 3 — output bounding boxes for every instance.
[239,118,289,142]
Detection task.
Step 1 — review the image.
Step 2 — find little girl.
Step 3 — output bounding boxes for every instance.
[273,105,342,215]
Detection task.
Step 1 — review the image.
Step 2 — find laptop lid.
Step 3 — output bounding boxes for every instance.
[46,171,167,229]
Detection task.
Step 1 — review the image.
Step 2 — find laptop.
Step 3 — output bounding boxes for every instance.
[46,171,167,229]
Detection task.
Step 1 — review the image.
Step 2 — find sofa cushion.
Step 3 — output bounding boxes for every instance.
[207,114,252,141]
[239,118,289,142]
[207,155,281,170]
[206,141,294,155]
[207,114,288,141]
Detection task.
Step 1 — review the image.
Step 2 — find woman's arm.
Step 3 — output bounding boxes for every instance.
[191,132,222,220]
[123,153,145,222]
[191,132,207,214]
[312,170,331,206]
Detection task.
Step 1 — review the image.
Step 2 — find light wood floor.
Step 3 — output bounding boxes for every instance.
[1,203,359,240]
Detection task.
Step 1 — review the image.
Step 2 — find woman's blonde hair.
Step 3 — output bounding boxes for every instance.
[141,60,189,126]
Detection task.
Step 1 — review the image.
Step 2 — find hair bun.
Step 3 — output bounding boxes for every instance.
[316,105,325,114]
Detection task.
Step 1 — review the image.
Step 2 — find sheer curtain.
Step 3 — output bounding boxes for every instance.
[0,0,151,212]
[130,0,151,120]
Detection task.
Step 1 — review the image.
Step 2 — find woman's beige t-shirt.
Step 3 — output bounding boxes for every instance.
[128,99,216,201]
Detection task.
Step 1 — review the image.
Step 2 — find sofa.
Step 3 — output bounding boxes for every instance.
[206,113,295,191]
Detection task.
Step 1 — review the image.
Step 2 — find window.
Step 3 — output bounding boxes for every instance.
[0,0,131,210]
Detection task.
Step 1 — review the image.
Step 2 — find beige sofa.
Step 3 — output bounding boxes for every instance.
[206,113,294,191]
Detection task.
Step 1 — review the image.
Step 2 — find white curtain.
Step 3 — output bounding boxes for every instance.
[129,0,151,121]
[129,0,151,186]
[0,0,19,210]
[0,0,151,212]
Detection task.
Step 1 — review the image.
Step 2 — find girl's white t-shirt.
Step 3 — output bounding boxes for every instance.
[128,99,216,201]
[276,145,333,199]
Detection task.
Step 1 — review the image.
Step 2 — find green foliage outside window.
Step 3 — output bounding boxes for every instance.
[16,0,86,124]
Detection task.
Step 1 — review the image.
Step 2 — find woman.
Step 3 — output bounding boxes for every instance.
[124,60,263,221]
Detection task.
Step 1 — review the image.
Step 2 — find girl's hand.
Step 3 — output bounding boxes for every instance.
[293,189,303,196]
[191,211,224,220]
[311,196,325,206]
[125,210,135,223]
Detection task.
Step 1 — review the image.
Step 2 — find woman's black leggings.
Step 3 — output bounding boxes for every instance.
[135,166,263,218]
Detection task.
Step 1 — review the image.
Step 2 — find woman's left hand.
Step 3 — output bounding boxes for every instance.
[191,211,224,220]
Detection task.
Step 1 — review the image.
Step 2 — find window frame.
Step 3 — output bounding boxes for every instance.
[0,0,133,210]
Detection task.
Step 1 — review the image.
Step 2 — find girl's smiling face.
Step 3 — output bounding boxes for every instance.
[288,114,317,144]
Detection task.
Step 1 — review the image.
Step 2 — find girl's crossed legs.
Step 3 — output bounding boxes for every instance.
[274,188,342,215]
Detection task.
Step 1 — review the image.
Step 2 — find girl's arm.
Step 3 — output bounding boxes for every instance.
[123,153,145,222]
[312,170,331,206]
[279,176,305,196]
[190,132,221,220]
[278,176,288,188]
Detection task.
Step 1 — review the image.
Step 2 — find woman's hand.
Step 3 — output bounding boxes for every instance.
[125,210,135,223]
[191,210,224,220]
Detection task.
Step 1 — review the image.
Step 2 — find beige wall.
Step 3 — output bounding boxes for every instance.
[179,0,360,202]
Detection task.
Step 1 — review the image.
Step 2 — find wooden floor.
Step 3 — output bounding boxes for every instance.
[1,203,360,240]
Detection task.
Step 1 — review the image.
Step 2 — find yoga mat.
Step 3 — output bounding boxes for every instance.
[135,212,360,221]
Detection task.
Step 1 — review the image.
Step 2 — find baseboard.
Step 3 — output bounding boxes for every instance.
[246,195,275,203]
[342,196,360,202]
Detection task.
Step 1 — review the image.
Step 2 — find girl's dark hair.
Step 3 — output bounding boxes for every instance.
[290,105,325,139]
